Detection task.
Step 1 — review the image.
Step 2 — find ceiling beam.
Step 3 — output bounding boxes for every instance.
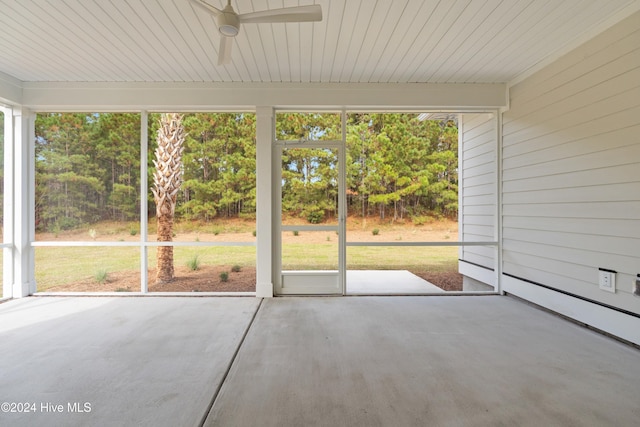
[21,82,507,111]
[0,71,23,106]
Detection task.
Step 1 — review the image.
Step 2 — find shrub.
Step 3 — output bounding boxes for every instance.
[129,228,138,236]
[220,271,229,282]
[252,230,257,237]
[232,265,241,273]
[293,230,299,236]
[372,228,380,236]
[95,269,108,284]
[50,223,61,237]
[412,215,427,226]
[115,287,131,292]
[306,210,324,224]
[414,215,436,226]
[187,255,200,271]
[57,217,79,231]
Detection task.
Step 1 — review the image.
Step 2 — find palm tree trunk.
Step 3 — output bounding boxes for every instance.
[152,113,185,284]
[156,214,174,282]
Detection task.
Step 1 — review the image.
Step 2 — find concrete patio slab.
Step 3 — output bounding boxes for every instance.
[346,270,445,294]
[0,296,260,427]
[2,295,640,426]
[204,296,640,427]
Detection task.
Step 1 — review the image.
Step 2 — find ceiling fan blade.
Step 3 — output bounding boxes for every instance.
[190,0,222,16]
[239,4,322,24]
[218,36,233,65]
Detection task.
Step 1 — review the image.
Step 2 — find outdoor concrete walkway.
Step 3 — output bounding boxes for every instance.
[1,296,639,426]
[346,270,444,294]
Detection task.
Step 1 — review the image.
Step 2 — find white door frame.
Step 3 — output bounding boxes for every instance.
[273,112,347,295]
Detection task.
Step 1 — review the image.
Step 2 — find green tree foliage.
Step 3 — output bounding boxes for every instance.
[96,113,141,221]
[33,112,458,231]
[35,113,139,231]
[157,113,257,221]
[277,113,341,222]
[347,114,458,220]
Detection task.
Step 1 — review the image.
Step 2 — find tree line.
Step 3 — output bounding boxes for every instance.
[33,112,457,232]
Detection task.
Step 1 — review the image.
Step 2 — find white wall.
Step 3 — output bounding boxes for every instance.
[458,113,498,288]
[459,113,496,270]
[502,11,640,342]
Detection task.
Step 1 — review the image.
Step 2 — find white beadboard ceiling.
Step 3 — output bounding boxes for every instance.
[0,0,638,84]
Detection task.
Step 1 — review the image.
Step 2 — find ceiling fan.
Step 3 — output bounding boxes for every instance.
[190,0,323,66]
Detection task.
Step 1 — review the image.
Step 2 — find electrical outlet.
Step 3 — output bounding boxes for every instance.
[598,268,616,293]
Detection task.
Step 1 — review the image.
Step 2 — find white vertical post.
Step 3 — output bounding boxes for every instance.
[256,106,274,297]
[12,107,34,297]
[495,109,503,294]
[458,114,464,262]
[339,110,347,295]
[272,141,282,294]
[28,111,35,295]
[140,111,149,293]
[2,106,14,298]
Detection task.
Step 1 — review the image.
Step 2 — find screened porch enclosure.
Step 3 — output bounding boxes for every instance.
[0,3,639,426]
[1,0,638,344]
[24,110,498,296]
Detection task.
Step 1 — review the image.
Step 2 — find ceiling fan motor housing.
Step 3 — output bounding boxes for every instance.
[218,7,240,36]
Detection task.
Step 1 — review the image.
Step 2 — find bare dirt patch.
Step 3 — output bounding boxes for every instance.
[149,266,256,292]
[50,265,256,293]
[50,267,462,293]
[414,271,463,292]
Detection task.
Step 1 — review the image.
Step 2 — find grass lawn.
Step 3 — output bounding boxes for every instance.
[282,243,458,271]
[34,218,467,291]
[36,244,459,291]
[35,246,256,291]
[347,245,459,272]
[36,247,141,290]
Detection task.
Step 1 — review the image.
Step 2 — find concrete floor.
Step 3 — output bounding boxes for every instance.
[1,296,639,426]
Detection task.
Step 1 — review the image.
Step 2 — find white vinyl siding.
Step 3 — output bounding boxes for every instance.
[459,113,496,270]
[502,11,640,313]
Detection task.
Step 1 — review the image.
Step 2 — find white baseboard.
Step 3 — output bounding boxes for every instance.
[459,260,495,286]
[502,274,640,346]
